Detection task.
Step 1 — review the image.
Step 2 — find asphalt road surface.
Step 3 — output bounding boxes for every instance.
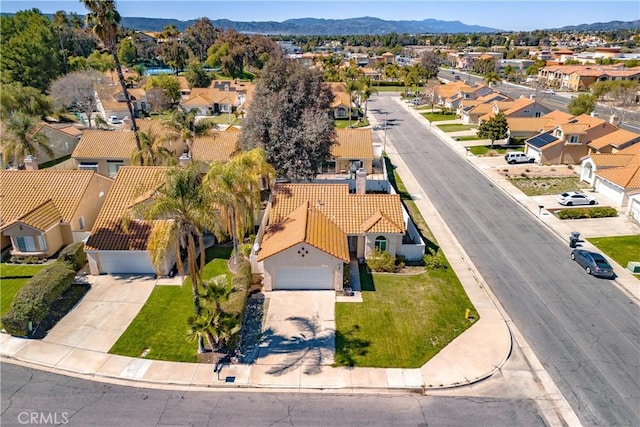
[1,363,546,427]
[371,94,639,426]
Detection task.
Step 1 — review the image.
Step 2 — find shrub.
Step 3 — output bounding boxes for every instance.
[58,242,87,270]
[557,206,617,220]
[423,252,449,271]
[367,248,400,273]
[343,262,351,287]
[1,261,75,336]
[232,256,251,293]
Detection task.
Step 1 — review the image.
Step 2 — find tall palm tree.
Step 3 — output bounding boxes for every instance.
[130,130,177,166]
[205,148,274,264]
[358,78,377,120]
[485,72,502,88]
[82,0,142,155]
[132,163,224,316]
[200,274,234,313]
[345,80,359,127]
[1,112,53,168]
[163,106,217,158]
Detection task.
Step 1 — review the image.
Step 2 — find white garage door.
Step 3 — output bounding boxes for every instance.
[275,267,333,290]
[98,251,155,274]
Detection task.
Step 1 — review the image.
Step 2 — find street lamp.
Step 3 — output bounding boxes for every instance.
[383,112,389,153]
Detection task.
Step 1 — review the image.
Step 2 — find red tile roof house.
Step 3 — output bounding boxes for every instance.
[579,143,640,212]
[525,114,618,165]
[0,170,112,258]
[84,166,176,275]
[250,180,426,291]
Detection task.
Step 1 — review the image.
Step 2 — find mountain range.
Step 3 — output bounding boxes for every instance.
[119,16,502,34]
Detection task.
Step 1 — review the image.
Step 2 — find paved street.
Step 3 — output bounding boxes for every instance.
[370,93,640,426]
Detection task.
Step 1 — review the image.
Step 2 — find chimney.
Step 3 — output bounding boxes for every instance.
[122,116,132,131]
[355,168,367,194]
[178,152,191,167]
[23,155,38,170]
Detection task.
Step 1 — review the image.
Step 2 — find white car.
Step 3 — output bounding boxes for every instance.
[557,191,597,206]
[542,89,556,95]
[108,115,123,124]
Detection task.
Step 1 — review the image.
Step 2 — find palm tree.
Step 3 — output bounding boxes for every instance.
[205,148,274,264]
[200,274,234,312]
[1,112,53,168]
[82,0,142,155]
[345,80,359,127]
[358,78,377,120]
[130,130,177,166]
[132,163,224,316]
[186,307,218,352]
[485,72,502,88]
[163,106,217,158]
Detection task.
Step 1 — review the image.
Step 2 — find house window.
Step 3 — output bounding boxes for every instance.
[107,161,123,178]
[79,216,86,230]
[374,236,387,251]
[555,129,563,138]
[79,162,98,172]
[535,112,542,118]
[568,135,580,144]
[14,235,46,253]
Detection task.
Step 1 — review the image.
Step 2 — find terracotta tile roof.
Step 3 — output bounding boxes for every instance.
[507,117,549,133]
[85,167,166,251]
[0,170,98,229]
[72,119,166,159]
[437,82,473,99]
[559,123,590,135]
[591,153,637,168]
[470,101,514,115]
[257,201,349,262]
[597,165,640,189]
[541,110,574,126]
[588,129,640,150]
[360,209,403,234]
[176,76,190,90]
[57,125,83,137]
[269,184,405,235]
[332,129,373,159]
[14,199,63,231]
[191,131,240,163]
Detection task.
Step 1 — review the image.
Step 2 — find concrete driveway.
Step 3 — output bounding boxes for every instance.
[253,291,336,378]
[42,275,156,352]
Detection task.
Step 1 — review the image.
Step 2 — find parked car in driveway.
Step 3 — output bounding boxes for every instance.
[108,115,123,124]
[504,152,535,164]
[557,191,597,206]
[571,249,615,278]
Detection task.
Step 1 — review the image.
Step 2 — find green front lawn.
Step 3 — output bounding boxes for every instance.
[436,124,477,132]
[509,176,588,196]
[335,119,368,129]
[421,112,457,122]
[454,135,483,142]
[1,263,46,316]
[469,145,512,155]
[589,235,640,279]
[109,246,239,362]
[335,266,477,368]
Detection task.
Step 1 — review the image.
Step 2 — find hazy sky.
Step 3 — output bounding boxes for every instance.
[1,1,638,31]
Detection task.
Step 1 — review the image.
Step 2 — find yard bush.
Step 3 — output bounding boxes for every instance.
[232,256,251,295]
[557,206,617,220]
[423,252,448,271]
[1,261,75,336]
[58,242,87,270]
[367,248,403,273]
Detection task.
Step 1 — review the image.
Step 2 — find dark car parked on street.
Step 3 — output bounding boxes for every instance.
[571,249,615,278]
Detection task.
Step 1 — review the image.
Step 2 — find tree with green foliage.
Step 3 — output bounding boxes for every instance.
[568,93,597,116]
[160,40,189,75]
[86,50,116,73]
[163,106,218,157]
[0,83,52,119]
[590,80,638,125]
[239,53,335,181]
[130,130,177,166]
[0,9,63,91]
[184,18,218,62]
[1,112,53,167]
[185,61,212,88]
[472,58,498,76]
[484,71,502,87]
[420,51,444,81]
[145,74,181,105]
[117,37,138,67]
[82,0,141,154]
[160,24,180,39]
[477,112,509,149]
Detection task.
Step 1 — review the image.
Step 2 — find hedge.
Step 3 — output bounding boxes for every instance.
[2,261,76,336]
[58,241,87,270]
[557,206,618,220]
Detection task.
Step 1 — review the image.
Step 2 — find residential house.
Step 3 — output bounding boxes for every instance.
[580,144,640,220]
[505,110,574,141]
[538,65,640,91]
[327,82,357,120]
[479,97,553,123]
[0,170,112,257]
[443,83,492,110]
[322,128,374,175]
[84,166,172,275]
[253,180,424,290]
[72,119,184,178]
[460,98,516,125]
[587,128,640,155]
[526,114,618,164]
[97,85,149,122]
[180,80,254,117]
[1,123,82,169]
[189,128,241,165]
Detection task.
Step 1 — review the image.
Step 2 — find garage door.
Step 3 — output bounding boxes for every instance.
[98,251,155,274]
[275,267,333,290]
